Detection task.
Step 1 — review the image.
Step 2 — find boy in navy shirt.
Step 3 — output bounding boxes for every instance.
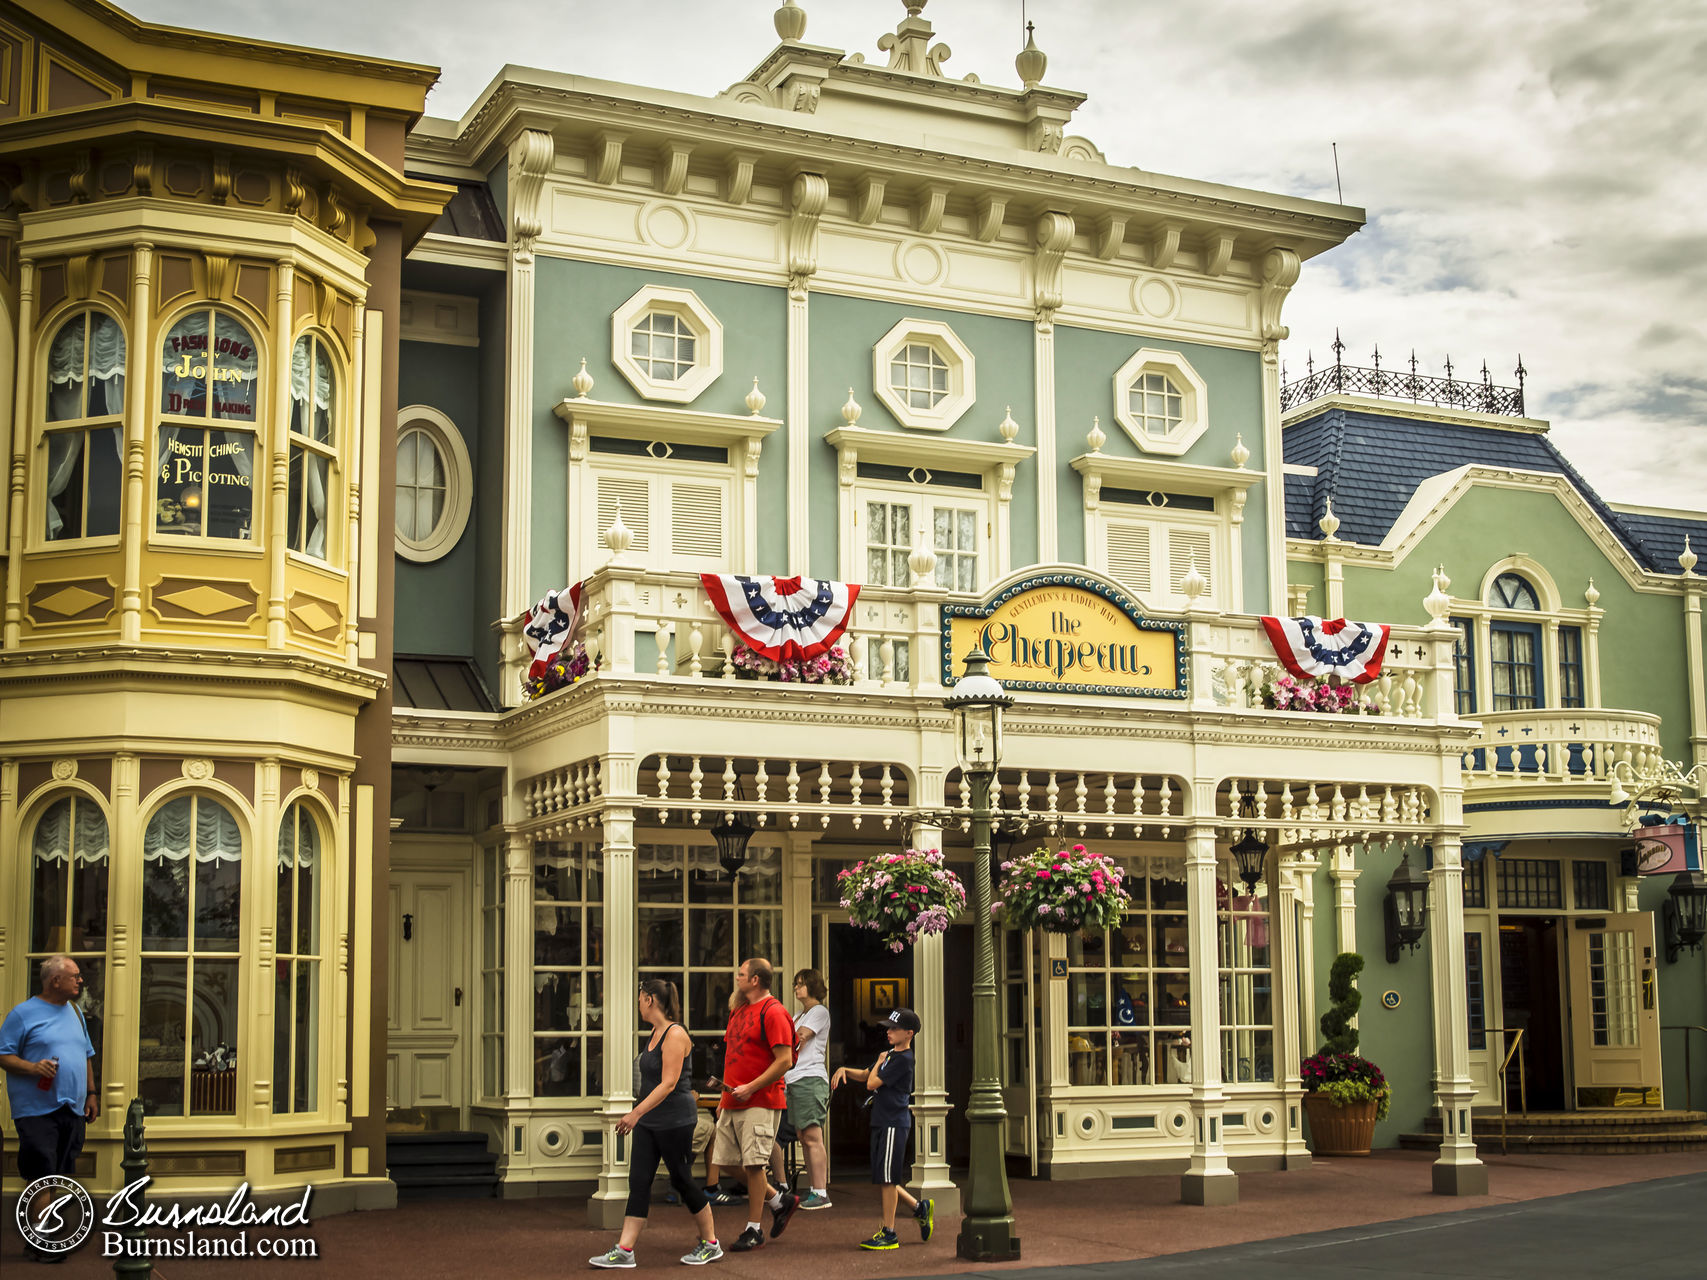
[831,1007,933,1250]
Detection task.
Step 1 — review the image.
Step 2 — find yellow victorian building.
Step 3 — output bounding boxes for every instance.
[0,0,447,1210]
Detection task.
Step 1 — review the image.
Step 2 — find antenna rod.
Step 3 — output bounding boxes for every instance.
[1332,142,1344,204]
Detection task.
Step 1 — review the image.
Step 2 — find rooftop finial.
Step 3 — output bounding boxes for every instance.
[774,0,807,42]
[1016,20,1047,86]
[879,0,950,76]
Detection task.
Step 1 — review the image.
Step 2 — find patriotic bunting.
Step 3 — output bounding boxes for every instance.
[522,583,583,682]
[700,574,859,663]
[1259,615,1391,685]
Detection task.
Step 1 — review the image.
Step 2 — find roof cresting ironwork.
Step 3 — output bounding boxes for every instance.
[1282,332,1527,417]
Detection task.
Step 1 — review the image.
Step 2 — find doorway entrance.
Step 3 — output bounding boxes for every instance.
[1498,918,1565,1110]
[823,921,912,1171]
[386,866,470,1128]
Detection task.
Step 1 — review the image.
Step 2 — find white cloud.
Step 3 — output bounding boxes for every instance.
[123,0,1707,508]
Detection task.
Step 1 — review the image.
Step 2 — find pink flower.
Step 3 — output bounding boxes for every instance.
[1037,869,1051,879]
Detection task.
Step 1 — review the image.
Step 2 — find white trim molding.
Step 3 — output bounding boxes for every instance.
[610,284,725,404]
[395,405,474,564]
[1111,347,1209,456]
[872,318,976,432]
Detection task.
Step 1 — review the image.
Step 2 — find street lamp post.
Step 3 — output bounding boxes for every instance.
[943,645,1021,1261]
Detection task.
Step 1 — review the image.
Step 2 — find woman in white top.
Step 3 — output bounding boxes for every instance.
[775,968,832,1208]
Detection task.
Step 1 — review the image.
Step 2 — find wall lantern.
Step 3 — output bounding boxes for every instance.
[1384,849,1430,962]
[1229,790,1268,895]
[1663,869,1707,963]
[713,771,754,876]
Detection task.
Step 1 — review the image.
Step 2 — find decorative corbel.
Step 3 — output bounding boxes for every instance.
[837,446,858,489]
[211,153,231,205]
[1230,488,1248,526]
[282,166,306,217]
[1095,212,1128,261]
[322,186,349,241]
[69,150,92,203]
[655,141,692,196]
[569,420,589,462]
[1202,228,1235,278]
[593,132,626,187]
[724,152,757,206]
[975,194,1008,243]
[787,171,829,300]
[915,183,949,235]
[130,144,154,198]
[998,462,1016,504]
[745,437,763,478]
[791,84,821,114]
[66,254,92,301]
[1027,120,1064,154]
[855,174,887,226]
[204,254,230,301]
[1084,471,1102,512]
[1149,220,1183,272]
[1259,246,1302,344]
[1032,210,1075,329]
[509,129,555,263]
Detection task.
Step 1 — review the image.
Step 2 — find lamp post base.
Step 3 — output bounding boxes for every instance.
[956,1218,1021,1262]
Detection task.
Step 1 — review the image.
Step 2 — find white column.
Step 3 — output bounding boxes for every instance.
[787,292,810,572]
[1259,336,1286,612]
[1181,824,1237,1204]
[1273,850,1310,1166]
[1428,831,1487,1195]
[1684,581,1705,770]
[589,804,638,1228]
[503,831,534,1124]
[1034,322,1057,563]
[1323,544,1345,619]
[905,818,959,1215]
[1331,843,1359,957]
[1296,850,1319,1065]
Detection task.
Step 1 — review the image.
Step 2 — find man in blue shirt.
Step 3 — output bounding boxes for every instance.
[1,955,99,1260]
[831,1007,934,1251]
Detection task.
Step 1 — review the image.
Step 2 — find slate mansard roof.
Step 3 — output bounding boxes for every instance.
[1281,402,1703,576]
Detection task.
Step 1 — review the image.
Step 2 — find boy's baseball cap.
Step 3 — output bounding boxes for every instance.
[885,1007,922,1032]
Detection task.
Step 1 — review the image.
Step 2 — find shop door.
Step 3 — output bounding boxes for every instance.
[1498,919,1565,1110]
[1565,912,1662,1105]
[823,921,913,1172]
[386,868,469,1118]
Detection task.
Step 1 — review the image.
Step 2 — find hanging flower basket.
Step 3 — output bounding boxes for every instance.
[838,849,966,952]
[731,642,855,685]
[996,844,1130,933]
[522,640,595,701]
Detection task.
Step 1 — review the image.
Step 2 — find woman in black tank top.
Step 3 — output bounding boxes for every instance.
[589,979,722,1268]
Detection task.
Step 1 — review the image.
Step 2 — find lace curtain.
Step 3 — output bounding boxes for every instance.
[47,313,125,422]
[289,336,334,444]
[278,805,318,871]
[32,796,111,865]
[143,795,244,864]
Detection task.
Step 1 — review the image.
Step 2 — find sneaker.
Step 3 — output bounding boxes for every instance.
[590,1246,636,1268]
[705,1188,743,1206]
[680,1239,724,1266]
[768,1192,799,1239]
[858,1228,900,1251]
[913,1197,934,1242]
[799,1192,833,1211]
[729,1226,765,1253]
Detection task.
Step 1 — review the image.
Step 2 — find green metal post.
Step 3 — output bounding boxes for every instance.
[956,768,1021,1261]
[114,1099,151,1279]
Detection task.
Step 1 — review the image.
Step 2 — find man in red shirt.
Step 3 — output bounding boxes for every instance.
[710,957,799,1252]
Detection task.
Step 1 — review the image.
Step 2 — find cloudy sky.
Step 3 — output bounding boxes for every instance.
[129,0,1706,514]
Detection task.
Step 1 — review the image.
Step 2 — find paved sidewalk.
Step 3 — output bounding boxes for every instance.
[7,1148,1707,1277]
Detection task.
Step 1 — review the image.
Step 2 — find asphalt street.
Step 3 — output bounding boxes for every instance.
[911,1172,1707,1280]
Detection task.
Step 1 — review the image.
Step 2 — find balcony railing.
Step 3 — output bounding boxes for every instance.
[1459,707,1663,787]
[499,566,1460,729]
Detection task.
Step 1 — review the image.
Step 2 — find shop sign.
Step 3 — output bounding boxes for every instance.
[942,573,1186,698]
[1631,820,1700,875]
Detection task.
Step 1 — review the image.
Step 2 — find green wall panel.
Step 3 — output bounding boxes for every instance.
[395,339,481,658]
[807,294,1036,582]
[530,258,787,592]
[1052,326,1267,605]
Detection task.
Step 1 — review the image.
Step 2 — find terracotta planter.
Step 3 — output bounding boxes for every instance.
[1302,1092,1379,1156]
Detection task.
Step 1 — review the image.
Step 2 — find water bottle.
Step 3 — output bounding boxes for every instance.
[36,1057,58,1091]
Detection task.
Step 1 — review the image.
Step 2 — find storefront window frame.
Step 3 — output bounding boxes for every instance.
[39,307,125,547]
[25,788,113,1091]
[532,839,605,1100]
[272,797,325,1116]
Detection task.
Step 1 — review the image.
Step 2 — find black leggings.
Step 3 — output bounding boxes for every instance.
[626,1122,707,1219]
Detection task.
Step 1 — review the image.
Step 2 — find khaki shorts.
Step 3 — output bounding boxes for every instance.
[690,1111,715,1162]
[711,1106,781,1169]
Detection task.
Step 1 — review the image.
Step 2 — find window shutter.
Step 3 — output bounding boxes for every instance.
[1105,522,1152,595]
[595,475,650,552]
[669,482,724,560]
[1166,527,1213,596]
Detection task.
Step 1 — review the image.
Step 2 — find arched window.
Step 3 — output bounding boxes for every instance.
[1488,573,1540,610]
[28,795,111,1073]
[274,802,321,1113]
[156,308,260,542]
[139,794,243,1115]
[287,335,336,560]
[43,311,124,541]
[395,407,472,563]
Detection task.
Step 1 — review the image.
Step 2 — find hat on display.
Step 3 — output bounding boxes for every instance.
[885,1007,922,1032]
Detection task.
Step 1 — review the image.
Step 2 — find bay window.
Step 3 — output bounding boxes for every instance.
[28,795,111,1075]
[43,310,124,542]
[273,802,320,1114]
[287,334,336,560]
[156,308,260,542]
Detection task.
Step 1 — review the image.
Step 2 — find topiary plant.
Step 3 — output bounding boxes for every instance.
[1319,952,1364,1055]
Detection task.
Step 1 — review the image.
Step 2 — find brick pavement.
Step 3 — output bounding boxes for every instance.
[8,1148,1707,1278]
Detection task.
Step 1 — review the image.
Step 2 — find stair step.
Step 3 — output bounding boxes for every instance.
[1399,1128,1707,1154]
